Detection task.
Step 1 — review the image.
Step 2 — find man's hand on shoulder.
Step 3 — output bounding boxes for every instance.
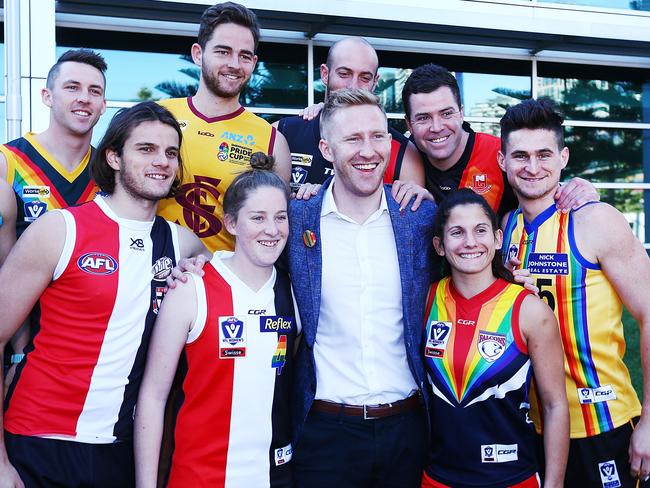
[299,102,324,121]
[292,183,322,201]
[391,180,434,211]
[554,177,599,213]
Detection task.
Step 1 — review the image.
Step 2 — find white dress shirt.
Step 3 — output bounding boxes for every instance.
[313,183,417,405]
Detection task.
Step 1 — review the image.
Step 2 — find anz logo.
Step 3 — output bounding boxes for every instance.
[220,131,255,146]
[77,252,118,275]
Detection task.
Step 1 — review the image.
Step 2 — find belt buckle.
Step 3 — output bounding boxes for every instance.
[363,404,377,420]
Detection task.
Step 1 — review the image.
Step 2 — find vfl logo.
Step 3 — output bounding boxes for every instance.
[77,252,118,275]
[291,167,308,187]
[220,131,255,146]
[221,317,244,345]
[130,238,145,251]
[483,446,494,459]
[598,460,621,488]
[151,256,173,282]
[508,244,519,261]
[24,201,47,222]
[477,331,507,362]
[430,324,449,342]
[175,176,223,238]
[425,321,452,358]
[217,142,229,161]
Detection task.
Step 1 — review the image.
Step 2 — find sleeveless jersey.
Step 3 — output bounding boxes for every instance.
[416,123,518,216]
[157,97,277,252]
[166,252,296,488]
[0,133,97,238]
[424,277,536,487]
[4,195,179,443]
[277,114,411,189]
[502,204,641,438]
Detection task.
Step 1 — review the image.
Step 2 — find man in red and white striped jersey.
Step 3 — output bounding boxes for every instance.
[0,102,208,488]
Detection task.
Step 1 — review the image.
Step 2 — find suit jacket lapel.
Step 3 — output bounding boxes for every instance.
[386,186,414,333]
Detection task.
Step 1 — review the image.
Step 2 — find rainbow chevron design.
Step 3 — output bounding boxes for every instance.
[425,278,528,406]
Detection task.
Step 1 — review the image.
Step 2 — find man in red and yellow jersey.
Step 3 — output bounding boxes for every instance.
[158,2,290,252]
[500,97,650,488]
[0,49,106,240]
[402,63,596,216]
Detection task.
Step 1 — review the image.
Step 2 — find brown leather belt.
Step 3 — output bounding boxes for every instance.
[311,394,421,420]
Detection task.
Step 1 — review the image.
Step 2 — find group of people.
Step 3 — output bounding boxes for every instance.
[0,1,648,488]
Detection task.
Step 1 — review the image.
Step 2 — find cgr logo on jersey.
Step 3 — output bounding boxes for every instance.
[477,331,507,362]
[290,167,308,189]
[219,316,247,358]
[598,460,622,488]
[481,444,518,463]
[77,252,118,275]
[22,185,50,198]
[24,201,47,222]
[457,318,475,326]
[220,131,255,146]
[577,385,617,405]
[425,321,452,358]
[151,256,173,282]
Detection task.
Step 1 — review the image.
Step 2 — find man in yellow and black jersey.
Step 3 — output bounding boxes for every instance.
[499,98,650,488]
[158,2,290,252]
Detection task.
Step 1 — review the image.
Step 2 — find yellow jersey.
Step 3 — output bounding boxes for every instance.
[502,203,641,438]
[157,97,277,252]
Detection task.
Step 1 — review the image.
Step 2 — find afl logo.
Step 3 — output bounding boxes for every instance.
[152,256,174,282]
[77,252,118,275]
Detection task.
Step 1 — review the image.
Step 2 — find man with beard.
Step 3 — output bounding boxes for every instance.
[275,37,425,193]
[0,102,208,487]
[158,2,291,252]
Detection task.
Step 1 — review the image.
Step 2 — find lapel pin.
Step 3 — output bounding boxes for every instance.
[303,230,317,248]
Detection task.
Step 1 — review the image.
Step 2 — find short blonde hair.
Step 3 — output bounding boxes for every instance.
[320,88,386,140]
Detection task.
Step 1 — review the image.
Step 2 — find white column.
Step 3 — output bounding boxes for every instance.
[20,0,56,135]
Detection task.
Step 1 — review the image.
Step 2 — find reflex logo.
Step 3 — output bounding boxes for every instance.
[77,252,118,275]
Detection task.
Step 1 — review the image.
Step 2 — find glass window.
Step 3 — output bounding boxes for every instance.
[562,127,645,183]
[539,0,649,11]
[313,47,531,116]
[57,28,307,108]
[90,106,121,147]
[537,63,650,123]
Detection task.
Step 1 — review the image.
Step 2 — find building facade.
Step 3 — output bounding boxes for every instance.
[2,0,650,242]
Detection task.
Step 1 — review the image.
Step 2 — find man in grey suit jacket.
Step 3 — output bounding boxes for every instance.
[287,88,438,488]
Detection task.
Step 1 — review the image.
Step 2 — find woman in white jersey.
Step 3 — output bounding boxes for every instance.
[134,153,296,488]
